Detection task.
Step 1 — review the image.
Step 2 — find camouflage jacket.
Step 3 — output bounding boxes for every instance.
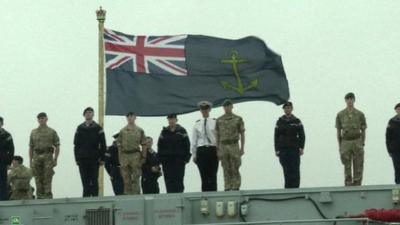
[117,125,146,152]
[29,126,60,153]
[336,108,367,140]
[216,113,245,144]
[8,164,33,192]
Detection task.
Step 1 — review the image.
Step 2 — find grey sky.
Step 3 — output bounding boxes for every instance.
[1,0,399,197]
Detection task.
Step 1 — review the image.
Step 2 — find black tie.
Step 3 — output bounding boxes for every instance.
[204,118,212,144]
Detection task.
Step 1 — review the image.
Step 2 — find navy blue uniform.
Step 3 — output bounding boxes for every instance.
[386,116,400,184]
[105,141,124,195]
[157,125,191,193]
[274,115,305,188]
[73,122,106,197]
[0,128,14,200]
[141,150,161,194]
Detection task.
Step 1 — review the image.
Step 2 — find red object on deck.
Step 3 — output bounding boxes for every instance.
[364,209,400,222]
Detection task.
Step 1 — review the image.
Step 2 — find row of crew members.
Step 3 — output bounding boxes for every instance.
[1,94,400,199]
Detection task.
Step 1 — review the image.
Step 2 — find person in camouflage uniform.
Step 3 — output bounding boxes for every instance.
[8,156,33,200]
[216,99,245,191]
[29,112,60,199]
[336,93,367,186]
[117,112,147,195]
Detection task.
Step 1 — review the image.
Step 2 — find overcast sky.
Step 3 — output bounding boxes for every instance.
[1,0,399,198]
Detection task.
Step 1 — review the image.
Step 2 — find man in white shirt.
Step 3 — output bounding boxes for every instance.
[191,101,218,192]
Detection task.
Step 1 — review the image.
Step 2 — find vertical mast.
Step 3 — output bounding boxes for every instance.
[96,6,106,197]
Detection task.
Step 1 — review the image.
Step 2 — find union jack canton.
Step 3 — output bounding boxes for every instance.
[104,28,187,76]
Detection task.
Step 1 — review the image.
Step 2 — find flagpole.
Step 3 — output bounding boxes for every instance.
[96,6,106,197]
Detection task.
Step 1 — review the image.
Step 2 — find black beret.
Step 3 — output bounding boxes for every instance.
[126,112,135,117]
[112,133,119,139]
[345,92,355,99]
[222,99,233,107]
[146,136,153,141]
[282,102,293,108]
[37,112,47,118]
[167,114,177,119]
[395,103,400,109]
[83,107,94,115]
[12,155,23,164]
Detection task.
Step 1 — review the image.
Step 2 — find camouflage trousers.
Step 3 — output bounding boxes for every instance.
[340,139,364,186]
[120,152,142,195]
[10,190,32,200]
[31,153,54,199]
[218,143,241,190]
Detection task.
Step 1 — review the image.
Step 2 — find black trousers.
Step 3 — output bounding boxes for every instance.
[160,156,186,193]
[0,163,8,200]
[141,177,160,194]
[278,149,300,188]
[196,146,218,192]
[106,165,124,196]
[392,151,400,184]
[105,163,124,195]
[78,160,99,197]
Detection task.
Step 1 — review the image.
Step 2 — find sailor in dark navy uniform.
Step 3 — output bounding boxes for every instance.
[274,102,305,188]
[141,137,161,194]
[105,133,124,195]
[157,114,191,193]
[386,103,400,184]
[0,116,14,200]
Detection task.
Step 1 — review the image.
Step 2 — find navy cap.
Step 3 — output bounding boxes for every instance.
[282,102,293,108]
[83,107,94,115]
[198,101,212,110]
[167,114,177,119]
[37,112,47,118]
[345,92,355,100]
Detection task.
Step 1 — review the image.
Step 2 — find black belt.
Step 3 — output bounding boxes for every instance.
[198,145,216,149]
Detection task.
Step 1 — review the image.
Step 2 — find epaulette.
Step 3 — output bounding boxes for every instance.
[196,119,201,122]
